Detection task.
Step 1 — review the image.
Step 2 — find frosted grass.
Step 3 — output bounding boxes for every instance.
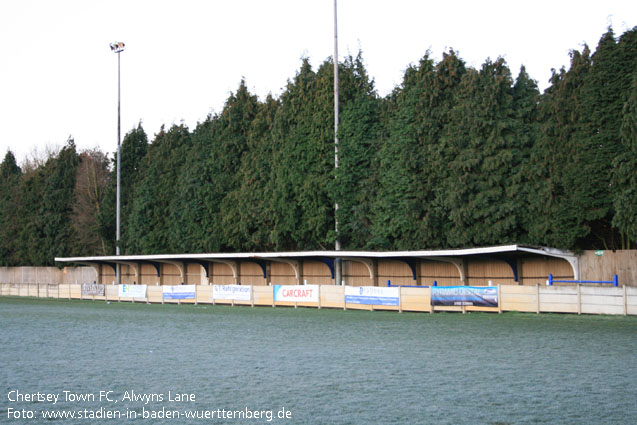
[1,297,636,424]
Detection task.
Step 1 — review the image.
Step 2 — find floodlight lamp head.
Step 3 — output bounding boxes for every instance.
[110,42,125,53]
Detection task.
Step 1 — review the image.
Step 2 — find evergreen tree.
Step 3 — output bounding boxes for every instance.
[37,139,81,263]
[371,51,466,249]
[442,58,520,247]
[98,124,148,254]
[512,66,541,244]
[14,164,48,265]
[579,28,626,248]
[169,80,259,253]
[610,28,637,248]
[332,53,383,249]
[72,149,110,256]
[0,151,22,265]
[611,75,637,246]
[269,59,336,250]
[221,95,280,251]
[126,124,190,254]
[529,47,592,249]
[202,80,259,251]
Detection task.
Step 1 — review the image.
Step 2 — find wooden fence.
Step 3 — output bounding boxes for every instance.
[1,283,635,316]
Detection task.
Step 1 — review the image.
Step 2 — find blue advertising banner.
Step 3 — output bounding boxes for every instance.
[431,286,498,307]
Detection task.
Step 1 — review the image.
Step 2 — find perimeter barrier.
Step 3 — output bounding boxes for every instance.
[2,281,636,316]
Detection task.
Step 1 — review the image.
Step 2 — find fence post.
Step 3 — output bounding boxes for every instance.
[577,283,581,315]
[497,284,502,314]
[343,285,347,311]
[624,285,628,316]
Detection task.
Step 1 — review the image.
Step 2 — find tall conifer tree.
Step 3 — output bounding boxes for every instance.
[0,151,22,265]
[269,59,335,250]
[221,95,280,251]
[372,51,466,249]
[98,124,148,254]
[332,53,382,249]
[126,125,190,254]
[442,58,519,246]
[529,48,592,248]
[38,139,81,263]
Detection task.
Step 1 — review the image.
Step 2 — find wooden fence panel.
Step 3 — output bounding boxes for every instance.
[501,285,538,313]
[253,286,273,306]
[400,287,430,312]
[319,285,345,309]
[147,286,163,304]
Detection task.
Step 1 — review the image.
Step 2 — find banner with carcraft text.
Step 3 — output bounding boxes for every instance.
[212,284,252,301]
[273,285,319,303]
[344,286,400,306]
[162,285,196,300]
[118,284,147,299]
[431,286,498,307]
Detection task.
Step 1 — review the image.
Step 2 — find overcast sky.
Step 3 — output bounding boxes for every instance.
[1,0,635,164]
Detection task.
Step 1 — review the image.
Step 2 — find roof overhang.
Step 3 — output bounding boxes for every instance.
[55,245,579,281]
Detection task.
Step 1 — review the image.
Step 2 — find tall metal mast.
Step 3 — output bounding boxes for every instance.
[334,0,342,285]
[110,42,125,284]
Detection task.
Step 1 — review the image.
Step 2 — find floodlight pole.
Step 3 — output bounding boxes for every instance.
[111,42,125,285]
[116,49,121,261]
[334,0,342,286]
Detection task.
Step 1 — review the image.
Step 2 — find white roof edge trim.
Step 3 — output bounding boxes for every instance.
[517,246,577,259]
[55,245,536,263]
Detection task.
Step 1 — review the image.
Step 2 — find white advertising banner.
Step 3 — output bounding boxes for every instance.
[273,285,319,303]
[163,285,196,300]
[212,284,252,301]
[82,283,105,296]
[345,286,399,306]
[118,284,147,299]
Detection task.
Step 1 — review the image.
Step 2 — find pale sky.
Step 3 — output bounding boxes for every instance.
[0,0,634,165]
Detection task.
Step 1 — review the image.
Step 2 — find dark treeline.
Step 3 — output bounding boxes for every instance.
[1,28,635,266]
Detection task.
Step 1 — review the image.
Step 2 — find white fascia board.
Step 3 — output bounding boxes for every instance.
[55,245,524,263]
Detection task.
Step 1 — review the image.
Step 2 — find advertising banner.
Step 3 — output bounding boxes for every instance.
[163,285,196,300]
[273,285,319,303]
[345,286,399,306]
[431,286,498,307]
[118,284,147,299]
[82,283,105,296]
[212,284,252,301]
